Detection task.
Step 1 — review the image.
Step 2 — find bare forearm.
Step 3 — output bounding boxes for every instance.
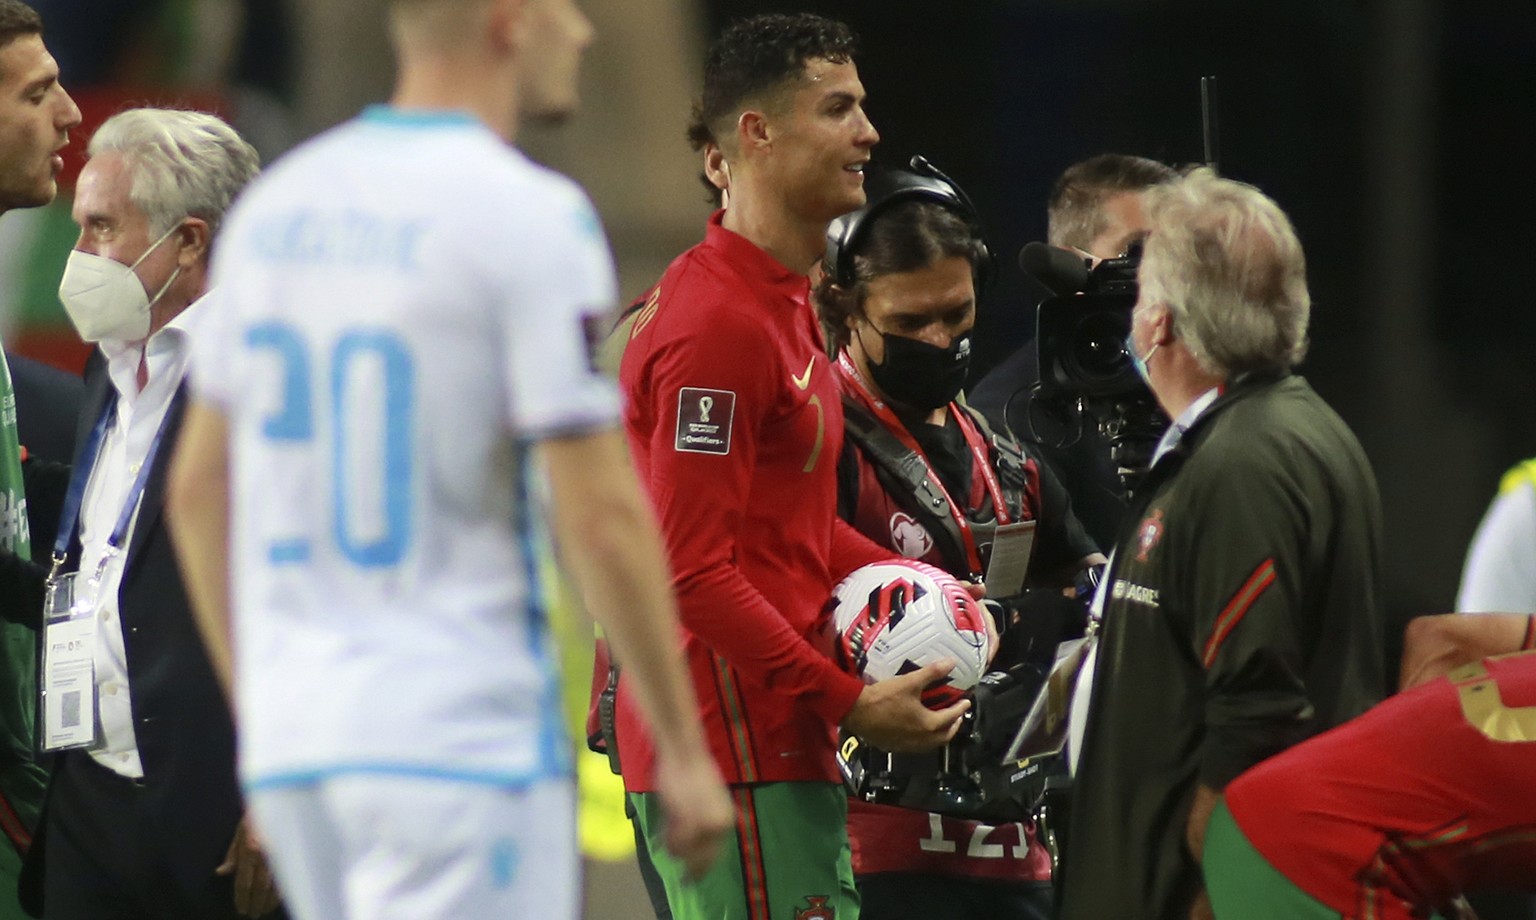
[171,491,234,700]
[166,405,236,703]
[569,505,703,756]
[1185,785,1222,920]
[1400,613,1533,690]
[1186,783,1222,861]
[542,433,708,762]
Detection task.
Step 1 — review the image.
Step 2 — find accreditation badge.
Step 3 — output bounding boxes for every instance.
[40,572,99,751]
[983,520,1037,598]
[1004,632,1094,763]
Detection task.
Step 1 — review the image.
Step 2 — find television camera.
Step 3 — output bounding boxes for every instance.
[1022,240,1169,494]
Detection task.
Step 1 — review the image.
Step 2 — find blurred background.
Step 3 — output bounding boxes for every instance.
[4,0,1532,915]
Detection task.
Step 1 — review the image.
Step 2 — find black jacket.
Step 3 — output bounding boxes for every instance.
[1058,374,1388,920]
[7,352,84,465]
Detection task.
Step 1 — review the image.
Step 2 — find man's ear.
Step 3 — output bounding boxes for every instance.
[737,108,771,152]
[1148,303,1176,348]
[487,0,529,53]
[704,144,730,190]
[837,290,863,333]
[176,219,211,268]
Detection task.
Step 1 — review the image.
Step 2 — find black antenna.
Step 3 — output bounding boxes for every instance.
[1201,75,1220,173]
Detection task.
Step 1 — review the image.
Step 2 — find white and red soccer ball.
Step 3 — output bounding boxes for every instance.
[829,560,991,706]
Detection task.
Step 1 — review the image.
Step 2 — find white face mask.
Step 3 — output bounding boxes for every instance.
[57,224,183,343]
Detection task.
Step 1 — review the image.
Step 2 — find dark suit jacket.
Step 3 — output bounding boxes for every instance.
[17,353,244,917]
[0,355,83,623]
[6,352,84,466]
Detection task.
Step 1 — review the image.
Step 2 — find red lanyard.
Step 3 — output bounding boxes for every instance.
[837,351,1011,578]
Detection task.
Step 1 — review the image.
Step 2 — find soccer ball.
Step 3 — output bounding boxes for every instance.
[830,560,990,706]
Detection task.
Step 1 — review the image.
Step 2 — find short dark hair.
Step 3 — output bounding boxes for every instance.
[815,199,983,351]
[0,0,41,54]
[686,13,858,153]
[1047,154,1178,251]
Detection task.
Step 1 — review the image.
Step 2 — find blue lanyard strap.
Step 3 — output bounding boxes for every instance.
[50,391,177,575]
[51,393,116,571]
[107,412,174,552]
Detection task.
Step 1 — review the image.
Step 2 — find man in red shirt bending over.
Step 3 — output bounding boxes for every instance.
[1205,613,1536,920]
[615,13,970,920]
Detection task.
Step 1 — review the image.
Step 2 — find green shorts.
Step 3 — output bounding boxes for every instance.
[1203,800,1451,920]
[1203,799,1341,920]
[631,781,859,920]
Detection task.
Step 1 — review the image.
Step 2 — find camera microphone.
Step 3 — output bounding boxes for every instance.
[1018,242,1090,297]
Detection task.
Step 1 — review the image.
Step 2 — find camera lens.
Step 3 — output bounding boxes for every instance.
[1068,311,1132,383]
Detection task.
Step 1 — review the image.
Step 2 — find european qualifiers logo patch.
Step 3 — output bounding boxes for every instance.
[1135,507,1166,562]
[889,512,934,559]
[675,387,736,455]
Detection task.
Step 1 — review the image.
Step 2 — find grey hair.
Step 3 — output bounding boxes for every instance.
[87,108,260,240]
[1138,167,1310,377]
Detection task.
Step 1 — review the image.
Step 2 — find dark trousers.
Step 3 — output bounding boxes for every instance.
[43,752,263,920]
[857,872,1053,920]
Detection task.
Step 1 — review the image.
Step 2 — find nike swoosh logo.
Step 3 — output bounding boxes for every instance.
[792,357,815,390]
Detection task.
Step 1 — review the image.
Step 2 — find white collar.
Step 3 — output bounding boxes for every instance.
[1150,386,1221,467]
[99,289,213,398]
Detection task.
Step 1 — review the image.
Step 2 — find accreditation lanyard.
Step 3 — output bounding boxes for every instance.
[49,391,173,586]
[836,350,1010,579]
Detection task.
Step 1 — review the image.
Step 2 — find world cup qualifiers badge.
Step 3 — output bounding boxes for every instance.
[675,387,736,455]
[1135,507,1165,562]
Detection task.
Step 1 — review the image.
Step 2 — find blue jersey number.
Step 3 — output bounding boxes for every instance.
[248,323,415,568]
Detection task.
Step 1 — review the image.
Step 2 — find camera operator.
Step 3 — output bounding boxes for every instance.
[969,154,1177,548]
[817,162,1104,920]
[1058,168,1389,920]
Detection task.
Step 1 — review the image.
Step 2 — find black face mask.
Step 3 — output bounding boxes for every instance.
[863,328,972,411]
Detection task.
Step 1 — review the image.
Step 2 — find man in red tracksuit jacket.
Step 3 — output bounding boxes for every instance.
[613,14,969,920]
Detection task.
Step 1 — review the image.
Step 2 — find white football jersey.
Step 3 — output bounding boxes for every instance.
[193,107,620,791]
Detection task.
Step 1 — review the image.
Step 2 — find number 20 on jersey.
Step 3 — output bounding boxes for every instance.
[247,321,415,568]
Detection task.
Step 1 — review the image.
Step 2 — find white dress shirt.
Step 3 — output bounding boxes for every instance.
[76,296,208,779]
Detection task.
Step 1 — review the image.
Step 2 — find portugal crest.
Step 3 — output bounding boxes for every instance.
[794,896,836,920]
[1135,508,1165,563]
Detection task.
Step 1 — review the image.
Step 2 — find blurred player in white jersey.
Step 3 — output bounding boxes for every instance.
[163,1,732,919]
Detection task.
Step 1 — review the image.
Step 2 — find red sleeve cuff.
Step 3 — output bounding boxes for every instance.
[808,665,867,726]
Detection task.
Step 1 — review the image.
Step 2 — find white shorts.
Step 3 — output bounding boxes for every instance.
[248,775,576,920]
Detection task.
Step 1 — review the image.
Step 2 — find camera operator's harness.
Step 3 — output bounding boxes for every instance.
[836,351,1032,583]
[836,361,1075,854]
